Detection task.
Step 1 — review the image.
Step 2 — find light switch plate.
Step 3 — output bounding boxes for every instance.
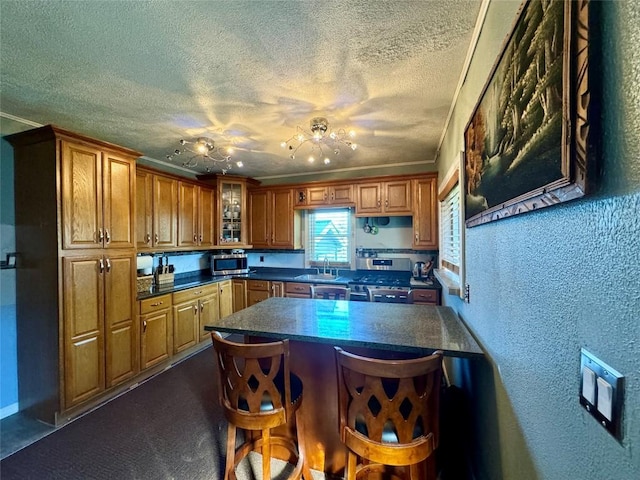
[579,348,624,441]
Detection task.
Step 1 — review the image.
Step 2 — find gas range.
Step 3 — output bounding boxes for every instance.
[347,257,433,302]
[348,269,413,301]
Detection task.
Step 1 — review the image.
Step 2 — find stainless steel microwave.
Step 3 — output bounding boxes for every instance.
[211,253,249,276]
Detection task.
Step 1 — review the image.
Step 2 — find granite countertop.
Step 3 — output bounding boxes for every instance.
[204,296,483,358]
[137,267,441,300]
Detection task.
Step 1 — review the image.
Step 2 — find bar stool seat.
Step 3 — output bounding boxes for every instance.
[334,347,444,480]
[211,331,313,480]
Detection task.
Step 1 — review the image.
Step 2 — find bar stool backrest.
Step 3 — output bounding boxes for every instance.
[211,332,292,429]
[310,285,351,300]
[335,347,444,470]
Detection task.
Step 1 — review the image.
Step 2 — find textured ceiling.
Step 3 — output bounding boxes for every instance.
[0,0,481,180]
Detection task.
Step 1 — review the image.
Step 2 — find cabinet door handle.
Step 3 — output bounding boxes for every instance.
[194,290,202,295]
[194,234,198,242]
[377,199,381,207]
[193,305,198,314]
[143,320,147,332]
[331,192,335,200]
[105,229,111,244]
[199,234,203,242]
[99,258,104,273]
[415,232,419,242]
[200,303,204,313]
[154,233,159,244]
[105,258,111,272]
[146,233,151,244]
[150,301,163,306]
[98,228,104,242]
[385,199,388,207]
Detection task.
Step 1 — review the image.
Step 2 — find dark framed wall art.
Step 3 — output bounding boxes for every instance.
[464,0,592,227]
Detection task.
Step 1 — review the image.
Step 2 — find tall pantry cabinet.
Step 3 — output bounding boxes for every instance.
[7,125,141,425]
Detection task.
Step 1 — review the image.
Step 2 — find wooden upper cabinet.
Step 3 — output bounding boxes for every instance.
[199,186,216,248]
[136,169,153,249]
[178,181,199,247]
[138,171,179,250]
[249,189,269,248]
[249,188,300,249]
[355,179,412,216]
[413,176,438,250]
[152,175,178,249]
[61,140,136,250]
[297,184,354,208]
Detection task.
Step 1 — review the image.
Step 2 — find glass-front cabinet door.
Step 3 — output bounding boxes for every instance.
[219,180,245,245]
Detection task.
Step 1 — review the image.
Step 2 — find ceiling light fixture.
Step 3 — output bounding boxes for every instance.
[166,137,241,174]
[281,117,357,165]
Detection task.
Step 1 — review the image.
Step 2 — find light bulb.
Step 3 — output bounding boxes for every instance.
[280,141,287,148]
[226,147,234,155]
[308,156,315,163]
[350,143,357,150]
[324,158,331,164]
[196,143,208,154]
[349,130,356,138]
[329,132,337,139]
[296,134,305,142]
[313,132,322,141]
[236,161,243,168]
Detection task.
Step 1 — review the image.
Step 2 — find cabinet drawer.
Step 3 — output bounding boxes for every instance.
[139,294,172,314]
[286,282,311,295]
[247,279,270,291]
[409,289,438,304]
[173,284,217,304]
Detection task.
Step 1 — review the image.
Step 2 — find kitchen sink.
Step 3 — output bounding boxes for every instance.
[294,273,339,281]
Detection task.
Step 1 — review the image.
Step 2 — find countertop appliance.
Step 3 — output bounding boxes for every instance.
[211,253,249,276]
[349,257,413,302]
[412,260,432,279]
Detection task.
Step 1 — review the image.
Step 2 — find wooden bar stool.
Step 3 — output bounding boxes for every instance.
[334,347,444,480]
[310,285,351,300]
[211,331,313,480]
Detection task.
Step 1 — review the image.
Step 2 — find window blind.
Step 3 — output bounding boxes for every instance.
[440,183,460,274]
[307,209,351,266]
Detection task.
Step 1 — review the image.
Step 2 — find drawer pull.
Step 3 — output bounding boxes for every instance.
[150,301,163,307]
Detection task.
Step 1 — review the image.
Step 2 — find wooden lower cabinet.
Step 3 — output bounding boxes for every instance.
[218,279,233,318]
[409,289,440,306]
[62,250,137,409]
[140,294,173,370]
[173,285,218,353]
[285,282,312,298]
[246,279,284,307]
[232,279,247,312]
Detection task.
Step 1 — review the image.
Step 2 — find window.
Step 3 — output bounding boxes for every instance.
[434,157,465,299]
[307,208,352,267]
[440,182,461,276]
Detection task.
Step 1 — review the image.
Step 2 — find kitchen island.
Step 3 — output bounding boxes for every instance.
[204,297,482,474]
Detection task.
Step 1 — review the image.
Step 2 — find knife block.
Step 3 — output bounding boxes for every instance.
[155,272,174,287]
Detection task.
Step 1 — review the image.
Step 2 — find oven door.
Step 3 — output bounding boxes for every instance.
[367,288,411,303]
[349,291,369,302]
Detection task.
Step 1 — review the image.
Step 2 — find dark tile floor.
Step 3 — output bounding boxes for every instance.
[1,412,55,459]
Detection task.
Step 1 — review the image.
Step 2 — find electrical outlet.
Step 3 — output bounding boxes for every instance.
[464,283,470,303]
[579,348,624,441]
[259,256,264,262]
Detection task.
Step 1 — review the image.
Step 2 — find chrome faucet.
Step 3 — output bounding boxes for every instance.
[323,257,329,275]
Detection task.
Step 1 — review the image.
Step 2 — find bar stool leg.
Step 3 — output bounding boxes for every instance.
[295,410,314,480]
[262,428,272,480]
[225,424,236,480]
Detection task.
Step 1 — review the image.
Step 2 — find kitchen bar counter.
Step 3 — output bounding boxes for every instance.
[204,296,482,358]
[203,297,481,474]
